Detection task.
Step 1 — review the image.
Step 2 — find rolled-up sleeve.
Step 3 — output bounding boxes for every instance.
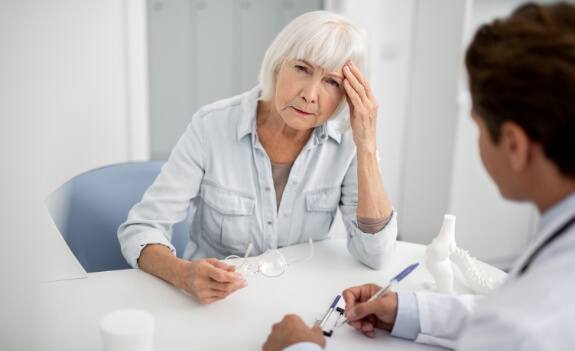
[117,113,206,268]
[339,155,397,270]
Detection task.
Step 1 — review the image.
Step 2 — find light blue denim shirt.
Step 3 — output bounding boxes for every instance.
[118,86,397,269]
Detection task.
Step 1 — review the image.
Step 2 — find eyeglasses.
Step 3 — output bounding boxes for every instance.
[224,238,314,278]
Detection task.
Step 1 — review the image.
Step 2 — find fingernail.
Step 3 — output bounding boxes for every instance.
[344,66,350,72]
[346,310,355,320]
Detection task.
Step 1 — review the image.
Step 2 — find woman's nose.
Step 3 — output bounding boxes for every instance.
[301,81,320,104]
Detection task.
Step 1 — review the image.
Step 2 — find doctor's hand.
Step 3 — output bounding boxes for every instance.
[175,258,247,304]
[342,284,398,338]
[263,314,326,351]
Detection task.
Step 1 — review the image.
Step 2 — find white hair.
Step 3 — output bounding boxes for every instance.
[258,11,368,128]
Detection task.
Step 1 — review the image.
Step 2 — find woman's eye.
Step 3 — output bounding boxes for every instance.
[326,79,340,88]
[295,65,309,73]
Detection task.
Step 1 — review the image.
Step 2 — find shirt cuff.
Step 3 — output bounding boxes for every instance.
[120,228,176,268]
[283,342,323,351]
[351,210,397,252]
[391,292,421,341]
[345,209,398,270]
[357,210,394,233]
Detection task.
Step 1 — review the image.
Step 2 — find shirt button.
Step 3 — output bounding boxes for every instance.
[267,220,273,225]
[265,186,271,192]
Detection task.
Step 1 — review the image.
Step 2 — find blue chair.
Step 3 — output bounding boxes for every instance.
[47,161,189,273]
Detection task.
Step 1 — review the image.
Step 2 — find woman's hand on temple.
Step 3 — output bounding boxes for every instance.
[342,61,379,154]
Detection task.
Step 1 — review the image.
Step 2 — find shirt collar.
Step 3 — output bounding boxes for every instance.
[236,86,261,141]
[538,191,575,235]
[324,121,343,144]
[236,86,342,144]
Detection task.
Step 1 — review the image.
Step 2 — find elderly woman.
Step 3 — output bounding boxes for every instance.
[118,11,396,304]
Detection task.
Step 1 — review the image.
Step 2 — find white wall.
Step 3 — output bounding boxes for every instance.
[0,1,149,348]
[398,0,470,245]
[1,0,149,194]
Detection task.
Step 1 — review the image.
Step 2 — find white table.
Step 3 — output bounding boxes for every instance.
[37,239,505,351]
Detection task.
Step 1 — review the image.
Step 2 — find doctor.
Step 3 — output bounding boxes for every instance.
[263,2,575,350]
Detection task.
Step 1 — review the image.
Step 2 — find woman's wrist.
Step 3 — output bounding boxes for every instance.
[356,146,380,174]
[355,140,378,156]
[171,257,190,289]
[139,244,186,289]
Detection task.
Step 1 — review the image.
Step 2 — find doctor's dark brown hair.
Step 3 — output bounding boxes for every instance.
[465,2,575,178]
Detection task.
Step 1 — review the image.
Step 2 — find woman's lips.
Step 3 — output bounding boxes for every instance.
[292,106,314,116]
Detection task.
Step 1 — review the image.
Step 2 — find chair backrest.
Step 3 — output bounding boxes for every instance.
[47,161,189,273]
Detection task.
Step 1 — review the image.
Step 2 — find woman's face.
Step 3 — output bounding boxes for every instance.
[272,59,344,131]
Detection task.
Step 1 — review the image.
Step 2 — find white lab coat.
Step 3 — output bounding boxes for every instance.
[414,197,575,350]
[285,195,575,351]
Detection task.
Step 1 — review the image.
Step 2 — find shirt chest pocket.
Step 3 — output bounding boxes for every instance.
[200,183,255,255]
[303,187,340,240]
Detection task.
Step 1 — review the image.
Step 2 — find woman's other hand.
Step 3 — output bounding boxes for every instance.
[175,258,247,304]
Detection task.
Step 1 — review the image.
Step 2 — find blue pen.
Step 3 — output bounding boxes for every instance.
[338,262,419,326]
[318,295,341,329]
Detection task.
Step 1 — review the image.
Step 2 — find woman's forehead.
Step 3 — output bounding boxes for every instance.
[288,58,345,77]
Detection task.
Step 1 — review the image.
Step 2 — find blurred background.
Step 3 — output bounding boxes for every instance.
[1,0,561,278]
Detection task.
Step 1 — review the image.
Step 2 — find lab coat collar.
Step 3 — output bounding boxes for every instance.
[508,191,575,277]
[538,191,575,236]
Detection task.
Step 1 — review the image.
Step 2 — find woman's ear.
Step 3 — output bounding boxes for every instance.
[500,121,531,173]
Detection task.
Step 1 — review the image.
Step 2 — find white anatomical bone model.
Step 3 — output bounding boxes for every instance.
[426,214,456,294]
[450,246,499,294]
[426,214,502,294]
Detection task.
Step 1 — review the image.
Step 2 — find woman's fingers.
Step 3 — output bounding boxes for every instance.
[210,279,246,293]
[205,262,243,283]
[181,259,247,304]
[206,258,236,272]
[204,261,246,294]
[343,65,369,105]
[193,278,243,303]
[347,61,374,100]
[196,289,228,304]
[343,79,363,114]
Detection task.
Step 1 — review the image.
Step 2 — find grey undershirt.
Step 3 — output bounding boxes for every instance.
[271,162,390,233]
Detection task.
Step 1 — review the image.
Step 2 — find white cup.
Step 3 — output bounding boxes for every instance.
[100,309,155,351]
